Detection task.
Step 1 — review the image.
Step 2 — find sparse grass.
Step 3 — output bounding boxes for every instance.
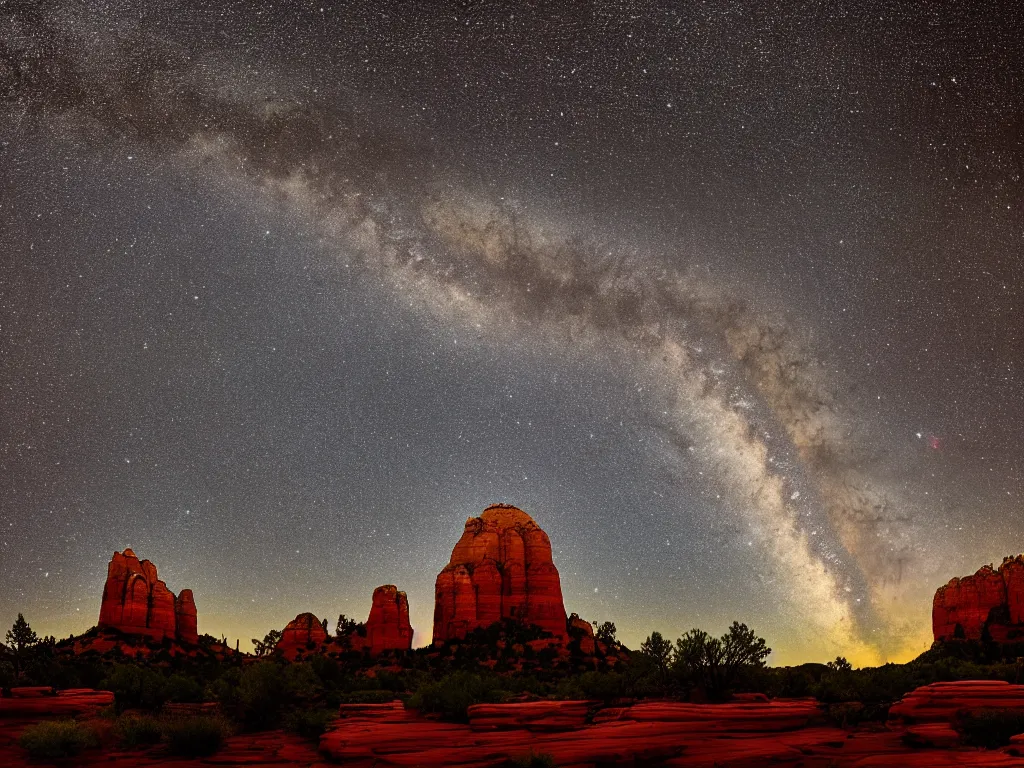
[960,708,1024,748]
[19,719,99,759]
[284,707,337,740]
[509,750,557,767]
[162,715,229,757]
[113,712,163,747]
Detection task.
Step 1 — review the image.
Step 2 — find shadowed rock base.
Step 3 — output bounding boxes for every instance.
[320,694,1024,767]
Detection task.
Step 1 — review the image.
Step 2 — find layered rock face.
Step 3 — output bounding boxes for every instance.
[361,585,413,654]
[278,586,413,659]
[277,612,329,659]
[98,549,199,644]
[933,556,1024,642]
[433,504,567,644]
[568,614,597,655]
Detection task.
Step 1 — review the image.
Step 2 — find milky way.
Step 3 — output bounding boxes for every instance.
[2,2,1021,664]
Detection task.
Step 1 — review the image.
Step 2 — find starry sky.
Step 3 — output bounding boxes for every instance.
[1,1,1021,666]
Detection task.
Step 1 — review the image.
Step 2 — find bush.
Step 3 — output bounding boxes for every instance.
[163,715,228,757]
[334,689,396,704]
[285,707,336,740]
[960,708,1024,748]
[407,671,505,722]
[554,671,625,702]
[102,664,167,711]
[113,712,163,747]
[19,719,99,759]
[165,673,205,703]
[238,661,287,727]
[509,750,557,767]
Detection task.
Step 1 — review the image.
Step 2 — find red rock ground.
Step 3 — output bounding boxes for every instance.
[320,692,1024,768]
[7,681,1024,766]
[0,688,327,768]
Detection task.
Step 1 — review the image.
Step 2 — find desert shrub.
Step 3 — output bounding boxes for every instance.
[209,665,242,707]
[407,671,505,722]
[238,661,287,727]
[285,707,336,740]
[0,660,15,689]
[113,712,163,747]
[163,715,228,756]
[335,689,396,704]
[671,623,771,702]
[554,671,625,702]
[960,708,1024,748]
[19,719,99,758]
[283,662,325,703]
[165,673,205,703]
[509,750,557,767]
[102,664,167,711]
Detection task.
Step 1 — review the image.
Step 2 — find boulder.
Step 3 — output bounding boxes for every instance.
[433,504,568,644]
[97,549,198,644]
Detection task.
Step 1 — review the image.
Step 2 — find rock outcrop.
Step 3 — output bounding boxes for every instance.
[888,680,1024,723]
[568,614,597,655]
[278,586,413,659]
[277,612,329,660]
[932,556,1024,642]
[433,504,567,644]
[360,585,413,655]
[97,549,199,644]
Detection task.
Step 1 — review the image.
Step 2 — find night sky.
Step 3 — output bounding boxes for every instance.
[1,1,1021,666]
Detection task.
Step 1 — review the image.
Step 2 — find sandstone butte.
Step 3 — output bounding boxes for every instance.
[97,549,198,645]
[276,585,413,660]
[433,503,568,645]
[933,554,1024,642]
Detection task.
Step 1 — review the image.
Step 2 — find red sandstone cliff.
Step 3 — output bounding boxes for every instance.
[277,612,329,659]
[278,585,413,659]
[360,585,413,654]
[98,549,199,644]
[933,555,1024,643]
[433,504,568,644]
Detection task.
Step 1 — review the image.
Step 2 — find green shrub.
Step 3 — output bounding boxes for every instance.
[239,661,287,727]
[335,689,396,704]
[555,671,625,702]
[960,708,1024,748]
[165,673,205,703]
[102,664,167,711]
[509,750,557,767]
[113,712,163,747]
[285,707,337,740]
[163,715,228,757]
[407,671,504,722]
[19,719,99,759]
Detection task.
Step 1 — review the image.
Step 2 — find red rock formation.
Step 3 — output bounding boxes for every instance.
[174,589,198,645]
[276,612,329,660]
[361,585,413,655]
[568,614,596,655]
[97,549,198,644]
[932,556,1024,642]
[433,504,568,644]
[888,680,1024,723]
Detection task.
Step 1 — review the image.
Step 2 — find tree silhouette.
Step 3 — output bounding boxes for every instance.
[672,622,771,700]
[252,629,283,657]
[5,614,38,678]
